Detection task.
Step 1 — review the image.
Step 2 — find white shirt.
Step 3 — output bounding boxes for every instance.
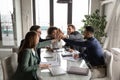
[32,49,36,56]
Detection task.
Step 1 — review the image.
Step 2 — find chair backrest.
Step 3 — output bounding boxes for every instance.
[104,50,113,80]
[0,60,3,80]
[12,47,18,53]
[1,53,18,80]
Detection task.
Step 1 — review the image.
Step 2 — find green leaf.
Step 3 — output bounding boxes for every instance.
[80,9,107,43]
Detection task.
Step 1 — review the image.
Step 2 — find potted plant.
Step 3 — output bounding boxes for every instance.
[81,9,107,44]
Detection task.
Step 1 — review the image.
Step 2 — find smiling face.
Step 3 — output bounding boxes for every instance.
[51,29,57,38]
[67,25,75,35]
[47,27,58,39]
[83,28,94,39]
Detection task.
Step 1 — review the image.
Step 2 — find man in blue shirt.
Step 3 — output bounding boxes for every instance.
[60,26,105,78]
[63,26,105,67]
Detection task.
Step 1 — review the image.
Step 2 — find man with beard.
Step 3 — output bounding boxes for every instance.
[59,26,105,79]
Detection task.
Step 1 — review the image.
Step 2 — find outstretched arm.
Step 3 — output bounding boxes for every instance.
[36,39,58,48]
[63,38,89,47]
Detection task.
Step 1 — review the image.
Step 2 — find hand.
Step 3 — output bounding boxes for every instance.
[68,48,74,52]
[46,47,54,52]
[39,64,51,69]
[52,39,58,43]
[56,29,65,39]
[73,54,79,59]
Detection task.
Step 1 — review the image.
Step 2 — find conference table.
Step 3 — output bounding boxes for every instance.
[37,48,91,80]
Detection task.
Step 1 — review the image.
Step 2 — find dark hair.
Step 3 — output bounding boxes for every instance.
[30,25,40,31]
[47,27,58,35]
[18,31,38,64]
[68,24,75,30]
[85,26,94,33]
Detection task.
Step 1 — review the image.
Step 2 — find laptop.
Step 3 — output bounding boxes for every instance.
[49,66,66,76]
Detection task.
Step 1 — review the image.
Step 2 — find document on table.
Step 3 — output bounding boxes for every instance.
[41,53,61,67]
[62,56,79,62]
[61,50,80,61]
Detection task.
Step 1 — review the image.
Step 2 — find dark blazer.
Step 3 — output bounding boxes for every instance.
[13,49,39,80]
[63,37,105,67]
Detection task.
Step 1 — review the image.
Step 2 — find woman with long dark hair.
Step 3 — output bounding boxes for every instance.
[13,31,49,80]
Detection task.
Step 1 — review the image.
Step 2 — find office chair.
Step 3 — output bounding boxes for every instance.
[1,53,18,80]
[91,50,113,80]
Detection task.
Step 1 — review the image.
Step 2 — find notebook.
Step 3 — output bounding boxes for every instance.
[49,66,66,76]
[67,66,89,76]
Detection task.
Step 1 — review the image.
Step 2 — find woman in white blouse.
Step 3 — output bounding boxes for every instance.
[46,27,65,50]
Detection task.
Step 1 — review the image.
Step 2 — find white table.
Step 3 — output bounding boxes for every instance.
[37,48,91,80]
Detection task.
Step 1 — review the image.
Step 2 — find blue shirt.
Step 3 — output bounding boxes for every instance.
[63,37,105,66]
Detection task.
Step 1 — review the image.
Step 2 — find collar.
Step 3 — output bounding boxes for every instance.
[87,37,94,40]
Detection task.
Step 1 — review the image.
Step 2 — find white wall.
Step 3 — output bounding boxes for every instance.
[13,0,33,47]
[14,0,22,47]
[21,0,33,38]
[100,0,114,22]
[91,0,101,14]
[91,0,114,20]
[100,0,115,49]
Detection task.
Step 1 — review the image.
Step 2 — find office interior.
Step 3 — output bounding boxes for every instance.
[0,0,120,80]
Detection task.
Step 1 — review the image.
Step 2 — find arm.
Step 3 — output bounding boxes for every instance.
[69,33,83,40]
[63,38,90,47]
[39,38,51,42]
[37,40,52,48]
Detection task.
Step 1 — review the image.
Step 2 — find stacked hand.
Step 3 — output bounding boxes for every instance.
[51,29,67,43]
[55,29,66,40]
[73,54,79,59]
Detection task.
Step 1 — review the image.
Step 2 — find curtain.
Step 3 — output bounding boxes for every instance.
[103,0,120,50]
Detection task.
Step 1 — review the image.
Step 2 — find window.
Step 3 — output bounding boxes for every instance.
[35,0,89,36]
[36,0,50,38]
[54,0,67,34]
[72,0,89,30]
[0,0,15,46]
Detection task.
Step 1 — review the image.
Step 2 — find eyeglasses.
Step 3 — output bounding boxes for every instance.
[37,31,41,34]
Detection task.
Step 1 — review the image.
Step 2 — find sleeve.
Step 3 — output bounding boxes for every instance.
[39,38,51,42]
[79,52,87,59]
[37,40,52,48]
[63,39,90,47]
[69,33,82,40]
[21,49,39,72]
